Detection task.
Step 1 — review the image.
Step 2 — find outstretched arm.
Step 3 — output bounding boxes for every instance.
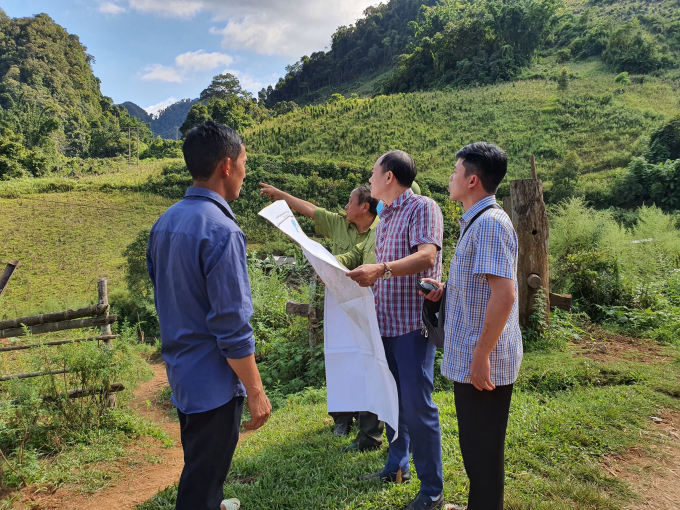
[259,183,316,218]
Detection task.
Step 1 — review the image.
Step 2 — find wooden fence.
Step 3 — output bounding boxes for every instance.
[0,277,124,403]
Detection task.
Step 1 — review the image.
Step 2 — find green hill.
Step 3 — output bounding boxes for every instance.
[246,61,679,188]
[0,10,152,176]
[265,0,680,105]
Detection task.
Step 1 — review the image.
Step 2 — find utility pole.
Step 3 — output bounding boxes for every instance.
[175,126,179,141]
[122,127,140,169]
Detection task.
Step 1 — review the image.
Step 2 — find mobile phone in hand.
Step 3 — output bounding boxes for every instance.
[417,279,438,294]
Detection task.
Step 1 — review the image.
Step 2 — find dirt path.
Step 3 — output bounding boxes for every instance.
[606,412,680,509]
[16,362,185,510]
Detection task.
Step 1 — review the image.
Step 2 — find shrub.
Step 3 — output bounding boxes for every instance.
[0,326,152,488]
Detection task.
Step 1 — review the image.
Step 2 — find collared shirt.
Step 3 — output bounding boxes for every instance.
[374,188,443,337]
[314,207,379,256]
[335,229,377,269]
[442,195,523,386]
[146,187,255,414]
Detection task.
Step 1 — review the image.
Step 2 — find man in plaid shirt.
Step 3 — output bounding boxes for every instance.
[347,150,445,510]
[422,142,522,510]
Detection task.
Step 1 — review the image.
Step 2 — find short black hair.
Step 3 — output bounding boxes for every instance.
[455,142,508,193]
[379,150,417,187]
[182,121,244,181]
[354,185,379,216]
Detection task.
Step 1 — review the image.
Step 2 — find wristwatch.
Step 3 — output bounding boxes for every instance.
[382,262,393,280]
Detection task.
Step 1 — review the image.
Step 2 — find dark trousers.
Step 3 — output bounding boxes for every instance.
[454,382,514,510]
[330,411,384,446]
[176,396,244,510]
[383,329,443,497]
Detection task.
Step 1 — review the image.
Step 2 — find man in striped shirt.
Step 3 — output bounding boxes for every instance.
[347,150,445,510]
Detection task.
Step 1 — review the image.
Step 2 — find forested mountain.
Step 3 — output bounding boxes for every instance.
[121,98,200,139]
[264,0,680,105]
[264,0,438,105]
[0,9,151,177]
[150,98,200,139]
[121,101,152,124]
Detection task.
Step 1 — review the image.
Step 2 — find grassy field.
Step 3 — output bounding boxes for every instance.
[0,190,174,318]
[244,61,680,182]
[139,337,680,509]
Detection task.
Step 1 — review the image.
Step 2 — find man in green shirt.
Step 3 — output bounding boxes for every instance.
[259,182,383,451]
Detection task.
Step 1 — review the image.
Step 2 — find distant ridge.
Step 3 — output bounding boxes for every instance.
[120,98,199,139]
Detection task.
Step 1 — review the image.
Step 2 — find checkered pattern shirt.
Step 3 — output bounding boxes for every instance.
[442,195,523,386]
[374,188,443,337]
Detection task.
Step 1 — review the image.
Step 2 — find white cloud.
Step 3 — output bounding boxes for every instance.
[127,0,203,18]
[122,0,378,58]
[140,64,183,83]
[175,50,233,72]
[99,1,126,14]
[223,69,279,95]
[140,50,234,83]
[145,97,178,116]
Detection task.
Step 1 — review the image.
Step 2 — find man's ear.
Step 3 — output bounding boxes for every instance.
[468,173,479,189]
[219,157,231,177]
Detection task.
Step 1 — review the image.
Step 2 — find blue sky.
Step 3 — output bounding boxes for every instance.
[3,0,377,115]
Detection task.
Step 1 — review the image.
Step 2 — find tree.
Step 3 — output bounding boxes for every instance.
[199,73,249,102]
[557,67,569,91]
[549,152,581,203]
[180,103,212,137]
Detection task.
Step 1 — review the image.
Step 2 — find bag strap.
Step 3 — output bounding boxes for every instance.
[459,203,502,242]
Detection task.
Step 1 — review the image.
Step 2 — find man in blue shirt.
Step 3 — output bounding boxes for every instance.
[147,121,271,510]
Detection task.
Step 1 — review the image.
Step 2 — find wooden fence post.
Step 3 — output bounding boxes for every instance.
[97,277,117,407]
[510,177,550,328]
[0,259,19,300]
[97,278,113,349]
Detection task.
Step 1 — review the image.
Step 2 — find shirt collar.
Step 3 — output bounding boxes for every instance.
[460,195,497,224]
[184,187,236,220]
[347,213,380,233]
[380,188,414,218]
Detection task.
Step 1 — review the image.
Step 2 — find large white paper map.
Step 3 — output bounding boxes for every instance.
[259,201,399,438]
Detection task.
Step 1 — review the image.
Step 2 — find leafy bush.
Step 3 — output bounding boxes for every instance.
[0,326,153,488]
[645,117,680,164]
[549,199,680,319]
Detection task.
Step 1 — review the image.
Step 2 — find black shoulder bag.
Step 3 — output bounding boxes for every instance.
[421,203,502,348]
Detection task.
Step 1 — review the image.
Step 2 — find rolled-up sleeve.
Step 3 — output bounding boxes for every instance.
[204,232,256,359]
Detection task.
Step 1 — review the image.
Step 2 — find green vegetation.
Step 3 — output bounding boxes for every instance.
[266,0,680,105]
[139,344,680,509]
[0,325,168,494]
[0,10,153,176]
[245,62,679,185]
[384,0,557,92]
[2,1,680,507]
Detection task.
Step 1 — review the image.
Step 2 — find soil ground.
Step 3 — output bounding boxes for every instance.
[12,362,185,510]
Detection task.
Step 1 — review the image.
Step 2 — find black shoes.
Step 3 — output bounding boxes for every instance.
[333,422,351,436]
[404,492,444,510]
[357,468,411,483]
[339,440,382,452]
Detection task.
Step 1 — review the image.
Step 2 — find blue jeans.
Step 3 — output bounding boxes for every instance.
[383,329,444,497]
